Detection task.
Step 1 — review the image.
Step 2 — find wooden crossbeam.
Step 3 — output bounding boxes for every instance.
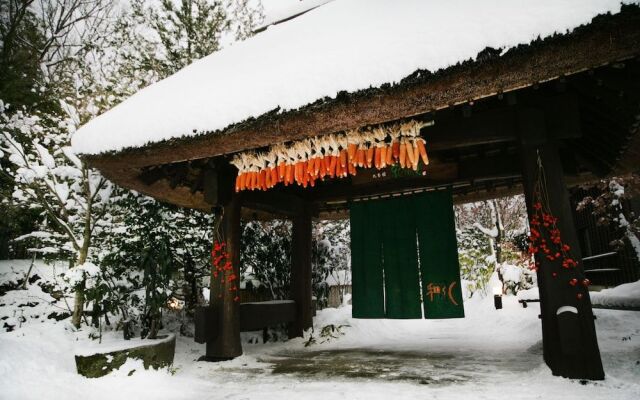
[240,190,307,217]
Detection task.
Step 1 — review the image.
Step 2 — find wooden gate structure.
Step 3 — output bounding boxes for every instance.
[75,6,640,380]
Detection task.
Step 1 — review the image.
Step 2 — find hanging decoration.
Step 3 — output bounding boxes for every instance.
[527,151,590,300]
[211,240,239,302]
[230,120,432,192]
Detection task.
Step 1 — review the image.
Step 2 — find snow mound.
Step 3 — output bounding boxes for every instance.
[591,280,640,308]
[71,0,636,155]
[517,287,539,301]
[0,259,73,332]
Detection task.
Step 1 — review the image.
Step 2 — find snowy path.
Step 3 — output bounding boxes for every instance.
[1,270,639,400]
[165,298,640,400]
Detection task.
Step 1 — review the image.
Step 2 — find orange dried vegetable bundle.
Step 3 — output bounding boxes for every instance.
[230,120,432,192]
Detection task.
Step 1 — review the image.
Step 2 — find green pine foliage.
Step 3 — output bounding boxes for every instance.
[313,220,350,308]
[1,0,263,337]
[93,191,214,337]
[241,220,292,300]
[240,219,349,308]
[457,227,495,297]
[454,196,534,296]
[0,1,52,109]
[121,0,262,79]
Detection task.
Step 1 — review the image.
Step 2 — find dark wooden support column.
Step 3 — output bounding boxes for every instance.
[519,109,604,380]
[205,196,242,360]
[289,204,313,338]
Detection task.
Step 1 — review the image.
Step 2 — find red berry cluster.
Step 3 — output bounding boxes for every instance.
[528,201,590,299]
[211,241,240,302]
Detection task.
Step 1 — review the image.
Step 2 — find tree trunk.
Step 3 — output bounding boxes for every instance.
[72,289,84,328]
[71,242,89,329]
[289,204,313,338]
[148,315,159,340]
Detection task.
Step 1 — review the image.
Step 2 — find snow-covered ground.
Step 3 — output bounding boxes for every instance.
[591,280,640,309]
[1,259,640,400]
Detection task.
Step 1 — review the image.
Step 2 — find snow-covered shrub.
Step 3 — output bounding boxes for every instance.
[496,262,536,295]
[311,237,331,308]
[457,227,495,297]
[241,220,292,300]
[0,103,114,327]
[455,195,531,296]
[1,0,264,337]
[577,175,640,263]
[0,259,72,332]
[240,219,350,308]
[139,240,174,339]
[0,104,112,264]
[96,191,214,338]
[313,220,350,308]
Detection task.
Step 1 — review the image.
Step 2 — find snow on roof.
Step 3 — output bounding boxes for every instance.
[71,0,635,156]
[258,0,334,31]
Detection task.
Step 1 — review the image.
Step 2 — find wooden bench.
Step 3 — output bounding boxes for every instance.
[518,299,540,308]
[519,298,639,312]
[194,300,298,344]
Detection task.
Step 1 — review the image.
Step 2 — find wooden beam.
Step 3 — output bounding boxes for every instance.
[452,183,524,205]
[614,126,640,175]
[138,165,166,186]
[519,113,604,380]
[426,92,581,148]
[202,161,236,207]
[425,105,518,151]
[107,93,584,211]
[204,196,242,360]
[239,301,297,331]
[241,190,306,217]
[311,152,521,203]
[457,151,521,180]
[92,64,638,211]
[542,94,582,140]
[289,204,313,338]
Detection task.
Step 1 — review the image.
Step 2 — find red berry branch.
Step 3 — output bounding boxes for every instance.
[211,240,240,302]
[527,153,590,300]
[528,202,579,269]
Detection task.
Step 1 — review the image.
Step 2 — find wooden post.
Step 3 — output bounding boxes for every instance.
[205,195,242,360]
[519,109,604,380]
[289,204,313,338]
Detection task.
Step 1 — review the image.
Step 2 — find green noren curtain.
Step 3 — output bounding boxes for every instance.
[380,196,422,319]
[350,199,385,318]
[350,190,464,319]
[415,191,465,319]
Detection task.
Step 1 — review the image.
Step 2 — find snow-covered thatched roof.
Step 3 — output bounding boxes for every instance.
[71,0,637,157]
[257,0,334,32]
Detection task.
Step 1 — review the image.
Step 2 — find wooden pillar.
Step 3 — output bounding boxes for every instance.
[289,205,313,338]
[205,195,242,360]
[519,109,604,380]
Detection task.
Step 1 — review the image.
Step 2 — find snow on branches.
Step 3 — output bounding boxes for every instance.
[455,196,533,296]
[577,175,640,263]
[0,101,112,264]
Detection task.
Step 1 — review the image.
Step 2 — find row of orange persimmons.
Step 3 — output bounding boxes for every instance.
[231,120,431,191]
